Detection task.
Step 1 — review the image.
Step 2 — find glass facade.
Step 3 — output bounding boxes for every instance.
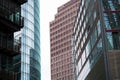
[0,0,26,80]
[73,0,120,80]
[73,0,107,80]
[103,0,120,50]
[14,0,40,80]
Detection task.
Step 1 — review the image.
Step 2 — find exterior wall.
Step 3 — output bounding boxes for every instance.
[14,0,40,80]
[103,0,120,50]
[73,0,120,80]
[73,0,107,80]
[0,0,26,80]
[103,0,120,80]
[108,50,120,80]
[50,0,80,80]
[21,0,40,80]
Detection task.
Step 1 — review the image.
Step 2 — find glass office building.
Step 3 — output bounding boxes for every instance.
[73,0,120,80]
[0,0,27,80]
[14,0,40,80]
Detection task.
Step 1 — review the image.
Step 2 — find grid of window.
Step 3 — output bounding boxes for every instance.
[20,0,40,80]
[73,0,120,80]
[73,0,106,80]
[50,0,80,80]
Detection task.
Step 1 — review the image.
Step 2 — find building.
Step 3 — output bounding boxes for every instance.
[50,0,80,80]
[73,0,120,80]
[14,0,40,80]
[0,0,27,80]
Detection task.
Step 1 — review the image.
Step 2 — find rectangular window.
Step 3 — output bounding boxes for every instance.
[97,20,101,35]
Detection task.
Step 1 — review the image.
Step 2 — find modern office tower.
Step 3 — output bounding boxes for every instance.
[0,0,27,80]
[14,0,40,80]
[73,0,120,80]
[50,0,80,80]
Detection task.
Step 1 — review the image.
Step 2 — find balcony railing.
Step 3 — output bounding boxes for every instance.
[0,39,21,56]
[0,4,24,28]
[0,70,16,80]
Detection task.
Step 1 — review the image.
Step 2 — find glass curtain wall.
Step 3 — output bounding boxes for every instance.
[102,0,120,50]
[73,0,120,80]
[14,0,40,80]
[73,0,106,80]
